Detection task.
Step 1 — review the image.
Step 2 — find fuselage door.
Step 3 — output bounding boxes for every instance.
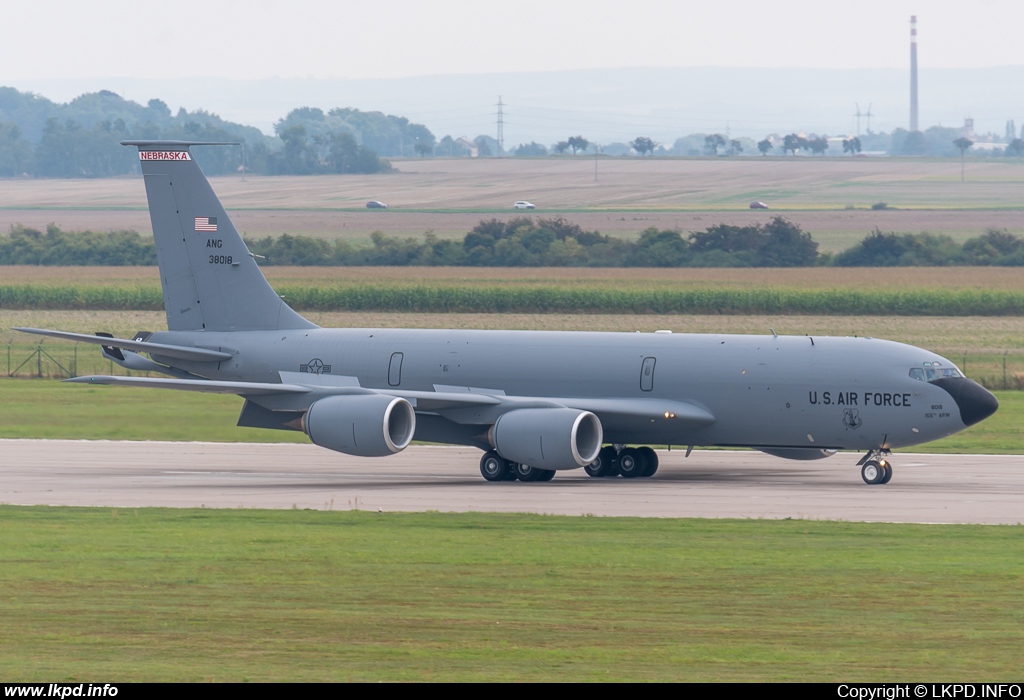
[640,356,656,392]
[388,352,404,386]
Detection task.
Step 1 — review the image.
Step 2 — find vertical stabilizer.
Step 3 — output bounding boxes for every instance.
[123,140,316,332]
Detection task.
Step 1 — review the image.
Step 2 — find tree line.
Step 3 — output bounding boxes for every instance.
[511,128,1024,159]
[4,219,1023,268]
[0,88,406,177]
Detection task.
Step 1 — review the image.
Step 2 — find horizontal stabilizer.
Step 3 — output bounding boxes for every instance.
[121,139,239,148]
[65,375,310,396]
[14,328,232,363]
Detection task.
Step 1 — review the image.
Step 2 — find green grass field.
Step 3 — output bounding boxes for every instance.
[0,508,1020,682]
[0,379,1019,453]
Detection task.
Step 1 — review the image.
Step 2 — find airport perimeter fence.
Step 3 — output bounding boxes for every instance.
[5,337,1024,391]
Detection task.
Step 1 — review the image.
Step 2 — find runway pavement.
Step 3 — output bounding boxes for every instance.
[1,440,1021,524]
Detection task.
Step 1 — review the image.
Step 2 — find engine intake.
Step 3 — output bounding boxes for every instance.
[304,394,415,457]
[492,408,602,470]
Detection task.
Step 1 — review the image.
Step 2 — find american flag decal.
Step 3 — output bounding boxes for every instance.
[195,217,218,232]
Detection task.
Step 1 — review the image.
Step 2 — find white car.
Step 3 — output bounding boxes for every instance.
[513,201,536,210]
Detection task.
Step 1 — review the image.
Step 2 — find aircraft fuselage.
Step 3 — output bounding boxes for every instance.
[152,327,971,452]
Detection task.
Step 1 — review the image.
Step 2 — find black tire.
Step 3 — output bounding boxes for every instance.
[515,462,541,482]
[638,446,659,477]
[618,447,646,479]
[880,463,893,484]
[535,469,556,482]
[861,460,885,485]
[480,451,512,482]
[585,445,618,477]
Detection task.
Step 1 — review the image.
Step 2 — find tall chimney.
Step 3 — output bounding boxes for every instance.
[910,15,919,132]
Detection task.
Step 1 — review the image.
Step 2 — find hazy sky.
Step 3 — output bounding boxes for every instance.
[5,0,1024,81]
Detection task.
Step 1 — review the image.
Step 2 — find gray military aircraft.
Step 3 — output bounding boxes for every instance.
[16,141,999,484]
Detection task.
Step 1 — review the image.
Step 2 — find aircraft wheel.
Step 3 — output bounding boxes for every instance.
[638,446,659,477]
[535,469,556,482]
[515,462,543,482]
[618,447,646,479]
[585,446,618,477]
[480,451,512,482]
[880,462,893,484]
[861,460,886,485]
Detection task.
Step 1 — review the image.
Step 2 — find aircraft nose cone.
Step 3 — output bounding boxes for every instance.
[931,377,999,427]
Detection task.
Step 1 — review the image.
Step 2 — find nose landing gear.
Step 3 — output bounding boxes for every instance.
[858,449,893,485]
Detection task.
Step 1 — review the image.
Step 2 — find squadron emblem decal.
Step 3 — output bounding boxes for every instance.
[842,408,863,430]
[300,358,331,374]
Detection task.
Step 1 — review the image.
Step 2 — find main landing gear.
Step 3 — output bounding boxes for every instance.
[479,451,555,482]
[857,449,893,485]
[583,445,659,479]
[479,445,660,482]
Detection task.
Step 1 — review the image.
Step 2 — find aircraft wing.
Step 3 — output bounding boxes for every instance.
[63,372,712,429]
[65,375,310,396]
[14,327,232,363]
[62,374,501,407]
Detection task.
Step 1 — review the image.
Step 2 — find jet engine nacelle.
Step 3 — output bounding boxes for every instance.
[492,408,603,470]
[304,394,416,457]
[759,447,837,461]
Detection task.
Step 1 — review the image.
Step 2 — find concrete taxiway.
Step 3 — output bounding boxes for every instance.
[1,440,1020,524]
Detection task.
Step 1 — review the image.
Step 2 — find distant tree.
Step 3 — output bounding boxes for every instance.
[630,136,655,156]
[669,134,707,156]
[553,140,570,155]
[567,135,589,155]
[414,141,432,157]
[728,139,743,155]
[834,228,963,267]
[808,137,829,155]
[1007,138,1024,156]
[782,133,807,155]
[842,137,862,155]
[438,135,456,157]
[513,141,548,157]
[688,217,819,267]
[474,137,492,157]
[704,133,726,156]
[962,228,1024,265]
[954,137,973,181]
[901,130,928,155]
[757,138,773,156]
[628,228,690,266]
[0,123,33,176]
[474,135,502,157]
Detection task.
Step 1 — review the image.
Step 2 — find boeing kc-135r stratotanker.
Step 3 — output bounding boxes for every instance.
[16,141,999,484]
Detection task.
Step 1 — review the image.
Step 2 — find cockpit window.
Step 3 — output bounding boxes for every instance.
[909,366,962,381]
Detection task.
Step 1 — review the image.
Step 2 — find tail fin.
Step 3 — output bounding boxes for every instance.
[122,140,315,332]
